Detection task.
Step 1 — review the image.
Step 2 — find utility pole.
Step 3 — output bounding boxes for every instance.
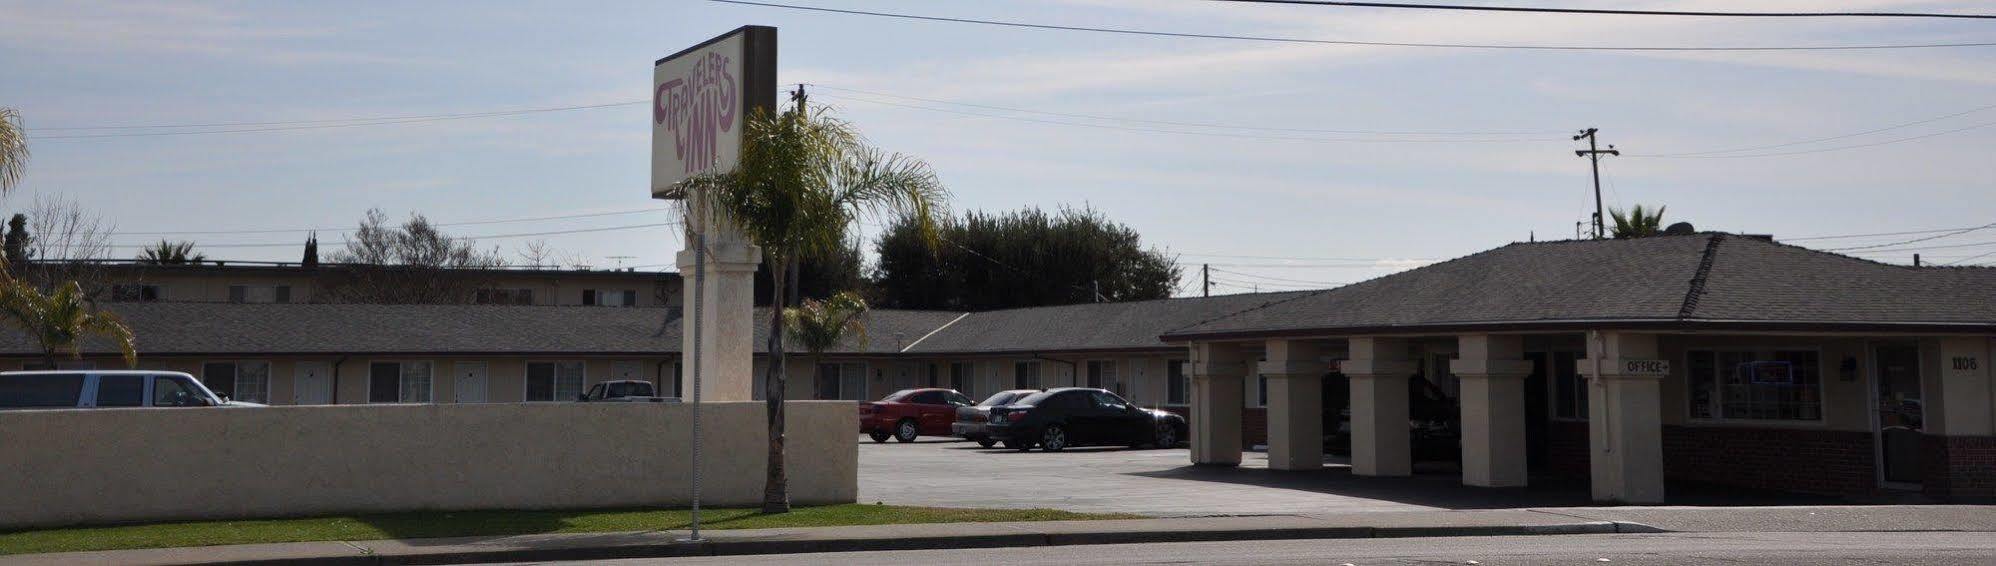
[1573,128,1619,239]
[1201,264,1211,298]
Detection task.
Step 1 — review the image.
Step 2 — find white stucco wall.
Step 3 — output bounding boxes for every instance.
[0,401,857,529]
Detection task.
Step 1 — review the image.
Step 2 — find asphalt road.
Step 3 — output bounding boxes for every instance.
[518,532,1996,565]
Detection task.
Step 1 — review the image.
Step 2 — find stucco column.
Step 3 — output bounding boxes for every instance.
[1262,340,1329,471]
[1345,337,1416,477]
[1190,342,1249,466]
[1578,331,1665,504]
[1455,334,1534,487]
[675,234,762,403]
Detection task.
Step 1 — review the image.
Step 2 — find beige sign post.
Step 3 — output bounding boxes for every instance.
[653,25,777,404]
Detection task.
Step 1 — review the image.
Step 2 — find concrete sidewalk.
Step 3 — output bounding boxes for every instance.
[6,505,1992,566]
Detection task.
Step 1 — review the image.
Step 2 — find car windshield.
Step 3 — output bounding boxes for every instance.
[977,392,1020,407]
[1016,390,1060,406]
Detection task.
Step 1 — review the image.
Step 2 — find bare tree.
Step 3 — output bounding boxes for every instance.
[517,239,559,269]
[322,208,508,304]
[17,195,114,296]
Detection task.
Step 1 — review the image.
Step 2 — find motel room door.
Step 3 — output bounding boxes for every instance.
[454,362,489,404]
[1873,343,1924,486]
[293,361,333,405]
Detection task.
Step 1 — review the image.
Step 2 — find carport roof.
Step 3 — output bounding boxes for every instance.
[1162,233,1996,340]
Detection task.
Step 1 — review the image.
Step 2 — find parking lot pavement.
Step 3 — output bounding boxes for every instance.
[856,437,1572,517]
[857,437,1844,517]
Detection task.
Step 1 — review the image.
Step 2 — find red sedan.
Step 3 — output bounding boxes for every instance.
[860,388,975,443]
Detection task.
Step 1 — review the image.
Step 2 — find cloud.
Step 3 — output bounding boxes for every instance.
[0,0,433,66]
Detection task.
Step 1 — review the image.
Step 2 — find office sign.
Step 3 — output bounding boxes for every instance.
[1621,359,1670,377]
[652,26,777,199]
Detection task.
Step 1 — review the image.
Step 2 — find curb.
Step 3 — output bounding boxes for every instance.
[165,521,1672,566]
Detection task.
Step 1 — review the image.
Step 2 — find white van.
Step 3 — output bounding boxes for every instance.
[0,370,265,409]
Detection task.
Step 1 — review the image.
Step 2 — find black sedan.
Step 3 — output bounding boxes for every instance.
[985,387,1186,452]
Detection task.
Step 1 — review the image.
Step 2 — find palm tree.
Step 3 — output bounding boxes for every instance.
[0,278,136,368]
[784,291,869,392]
[136,240,205,265]
[673,102,946,514]
[0,107,27,196]
[1609,204,1667,239]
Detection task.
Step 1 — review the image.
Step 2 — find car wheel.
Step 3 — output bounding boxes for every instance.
[894,419,920,443]
[1040,425,1068,452]
[977,439,998,448]
[1153,421,1179,448]
[869,431,890,443]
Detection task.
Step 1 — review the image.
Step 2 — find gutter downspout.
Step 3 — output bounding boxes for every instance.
[330,356,348,405]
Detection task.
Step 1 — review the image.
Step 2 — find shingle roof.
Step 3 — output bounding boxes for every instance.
[1164,234,1996,339]
[903,291,1315,354]
[0,303,963,357]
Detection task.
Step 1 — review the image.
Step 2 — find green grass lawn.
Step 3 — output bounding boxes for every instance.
[0,504,1139,556]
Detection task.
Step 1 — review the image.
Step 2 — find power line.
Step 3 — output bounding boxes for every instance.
[103,221,680,249]
[1783,225,1992,242]
[1945,249,1996,266]
[814,92,1556,144]
[808,84,1559,136]
[708,0,1996,51]
[1208,267,1348,286]
[1211,1,1996,20]
[1834,238,1996,255]
[1823,222,1996,252]
[26,100,647,140]
[1633,119,1996,159]
[1635,103,1996,158]
[109,207,674,236]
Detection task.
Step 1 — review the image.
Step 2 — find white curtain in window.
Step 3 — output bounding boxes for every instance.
[555,361,585,401]
[234,361,271,403]
[400,361,433,403]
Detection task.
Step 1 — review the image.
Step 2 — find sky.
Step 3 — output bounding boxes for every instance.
[3,0,1993,295]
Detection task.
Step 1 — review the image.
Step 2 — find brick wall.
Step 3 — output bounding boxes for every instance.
[1243,407,1268,447]
[1924,435,1996,501]
[1544,421,1590,479]
[1662,425,1876,496]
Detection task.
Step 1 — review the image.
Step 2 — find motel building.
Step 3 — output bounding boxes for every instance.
[7,231,1992,504]
[1161,232,1996,503]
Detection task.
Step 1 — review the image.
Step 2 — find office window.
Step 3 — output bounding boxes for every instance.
[1013,361,1040,390]
[1688,350,1821,421]
[949,362,973,397]
[1550,351,1586,420]
[476,288,534,305]
[1167,360,1189,405]
[526,361,586,402]
[368,361,433,403]
[202,361,271,403]
[111,284,164,302]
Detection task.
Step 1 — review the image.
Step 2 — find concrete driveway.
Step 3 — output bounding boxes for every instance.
[856,437,1838,517]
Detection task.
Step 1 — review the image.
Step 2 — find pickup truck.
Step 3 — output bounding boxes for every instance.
[577,380,678,403]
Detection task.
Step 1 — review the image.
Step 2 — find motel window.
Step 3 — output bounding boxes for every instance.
[525,361,586,402]
[475,288,535,305]
[369,361,433,403]
[1167,360,1189,405]
[1086,360,1119,395]
[1014,361,1040,390]
[949,362,973,397]
[202,361,271,404]
[813,362,865,400]
[227,285,291,304]
[583,289,639,307]
[111,284,164,302]
[1687,349,1822,421]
